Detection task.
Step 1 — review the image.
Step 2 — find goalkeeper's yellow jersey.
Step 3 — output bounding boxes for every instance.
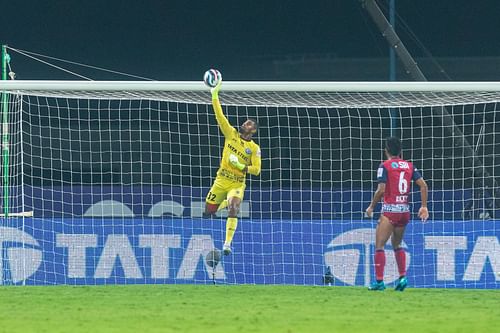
[212,99,261,183]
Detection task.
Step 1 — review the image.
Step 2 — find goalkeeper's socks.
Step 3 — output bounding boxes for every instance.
[374,249,386,281]
[225,217,238,246]
[394,248,406,277]
[217,200,228,211]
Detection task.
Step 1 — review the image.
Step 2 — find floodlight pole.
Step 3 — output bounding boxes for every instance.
[389,0,396,82]
[1,45,9,218]
[360,0,500,212]
[361,0,426,81]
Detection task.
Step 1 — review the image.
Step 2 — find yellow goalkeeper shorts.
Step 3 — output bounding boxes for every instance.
[206,177,246,205]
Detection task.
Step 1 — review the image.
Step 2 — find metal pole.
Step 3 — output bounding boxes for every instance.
[1,45,9,218]
[362,0,426,81]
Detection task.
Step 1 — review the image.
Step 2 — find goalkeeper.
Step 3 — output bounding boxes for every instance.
[204,79,261,256]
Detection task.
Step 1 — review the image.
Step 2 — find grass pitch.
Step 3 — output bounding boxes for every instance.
[0,285,499,333]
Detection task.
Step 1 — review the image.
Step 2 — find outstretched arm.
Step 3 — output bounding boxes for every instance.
[211,81,234,138]
[415,178,429,222]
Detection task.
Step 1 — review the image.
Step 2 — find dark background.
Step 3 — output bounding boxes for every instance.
[2,1,500,80]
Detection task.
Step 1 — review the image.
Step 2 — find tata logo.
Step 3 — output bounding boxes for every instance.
[324,228,410,286]
[56,234,225,280]
[391,162,399,169]
[0,227,43,284]
[325,229,500,285]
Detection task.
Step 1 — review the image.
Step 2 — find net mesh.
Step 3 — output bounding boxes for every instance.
[0,86,498,287]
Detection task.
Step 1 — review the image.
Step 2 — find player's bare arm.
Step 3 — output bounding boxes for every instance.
[366,183,385,218]
[416,178,429,222]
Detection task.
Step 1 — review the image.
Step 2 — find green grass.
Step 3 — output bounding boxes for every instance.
[0,285,499,333]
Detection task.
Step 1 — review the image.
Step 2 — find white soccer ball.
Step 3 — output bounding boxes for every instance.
[203,69,222,88]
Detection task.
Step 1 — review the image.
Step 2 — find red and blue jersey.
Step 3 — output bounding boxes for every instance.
[377,158,422,212]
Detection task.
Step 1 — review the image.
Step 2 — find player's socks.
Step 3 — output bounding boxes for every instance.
[394,248,406,277]
[395,276,408,291]
[368,250,386,291]
[223,217,238,255]
[374,249,386,281]
[217,200,228,211]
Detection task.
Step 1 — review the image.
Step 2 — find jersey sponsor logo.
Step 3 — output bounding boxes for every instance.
[382,203,410,212]
[391,162,399,168]
[377,167,384,178]
[245,148,252,155]
[227,143,249,162]
[398,161,410,169]
[227,143,239,154]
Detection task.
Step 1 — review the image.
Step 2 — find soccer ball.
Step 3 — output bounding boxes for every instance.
[203,69,222,88]
[205,249,221,268]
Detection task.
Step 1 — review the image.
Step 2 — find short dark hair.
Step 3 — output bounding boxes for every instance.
[247,118,259,130]
[385,137,401,156]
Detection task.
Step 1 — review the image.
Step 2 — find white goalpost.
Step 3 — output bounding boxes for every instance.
[0,80,499,288]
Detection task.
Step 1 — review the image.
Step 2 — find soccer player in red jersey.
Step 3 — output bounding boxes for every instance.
[365,137,429,291]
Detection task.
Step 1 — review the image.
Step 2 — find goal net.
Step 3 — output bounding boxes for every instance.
[0,81,499,288]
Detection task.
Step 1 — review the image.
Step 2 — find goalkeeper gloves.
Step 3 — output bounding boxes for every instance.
[211,79,222,100]
[229,154,245,171]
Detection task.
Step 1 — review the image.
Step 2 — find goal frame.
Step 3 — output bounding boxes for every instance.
[2,81,500,93]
